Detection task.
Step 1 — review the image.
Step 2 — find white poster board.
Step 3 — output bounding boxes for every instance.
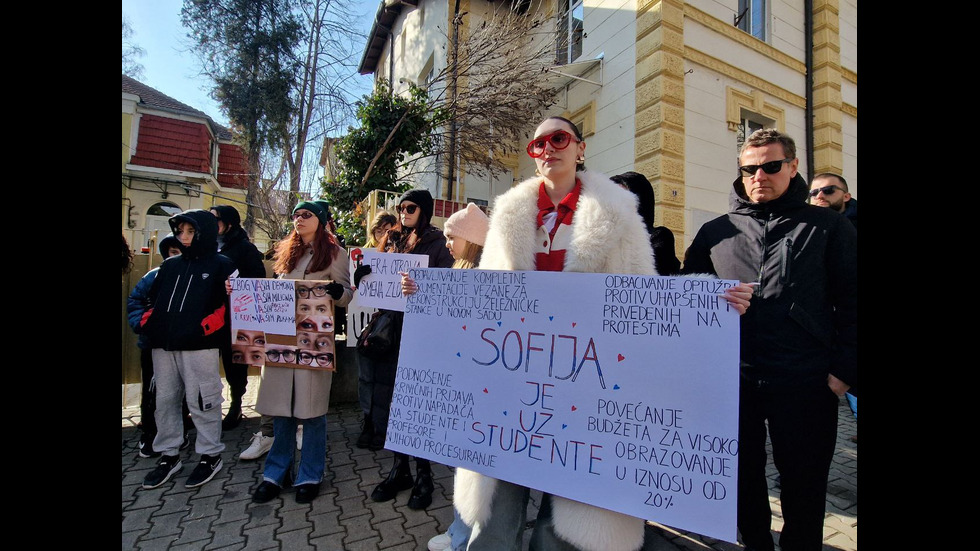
[346,247,378,347]
[229,278,297,335]
[353,249,429,312]
[389,269,741,543]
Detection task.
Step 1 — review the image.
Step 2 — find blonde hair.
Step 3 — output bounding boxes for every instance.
[450,238,483,269]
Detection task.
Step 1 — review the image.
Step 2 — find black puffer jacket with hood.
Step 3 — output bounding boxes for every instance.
[142,209,236,351]
[682,173,857,393]
[212,205,266,278]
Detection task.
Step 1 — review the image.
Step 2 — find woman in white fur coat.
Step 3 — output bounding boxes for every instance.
[454,116,656,551]
[455,116,756,551]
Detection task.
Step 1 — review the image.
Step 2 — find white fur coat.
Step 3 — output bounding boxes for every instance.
[455,170,656,551]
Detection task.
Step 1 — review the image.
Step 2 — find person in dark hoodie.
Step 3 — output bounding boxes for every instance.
[210,205,267,430]
[682,129,856,551]
[610,171,682,276]
[127,233,190,458]
[138,209,237,490]
[352,188,453,510]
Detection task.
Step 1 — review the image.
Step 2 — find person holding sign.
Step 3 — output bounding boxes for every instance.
[454,117,754,551]
[682,129,856,551]
[355,188,454,510]
[454,117,657,551]
[250,201,353,505]
[400,202,489,551]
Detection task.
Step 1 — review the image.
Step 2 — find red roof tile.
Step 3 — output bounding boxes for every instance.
[130,114,212,174]
[218,143,248,189]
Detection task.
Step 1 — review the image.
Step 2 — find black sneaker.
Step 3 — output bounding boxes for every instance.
[185,454,223,488]
[138,434,161,459]
[143,455,182,489]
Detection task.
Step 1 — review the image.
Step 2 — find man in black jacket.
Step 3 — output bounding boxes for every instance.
[211,205,267,429]
[682,129,857,551]
[808,172,858,441]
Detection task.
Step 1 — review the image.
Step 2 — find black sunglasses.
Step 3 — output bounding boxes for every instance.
[738,158,792,176]
[397,204,419,214]
[808,185,842,198]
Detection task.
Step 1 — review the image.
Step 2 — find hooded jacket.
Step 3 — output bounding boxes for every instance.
[842,197,857,230]
[455,169,657,551]
[612,171,681,276]
[682,173,857,392]
[212,205,267,278]
[141,209,236,351]
[127,234,181,349]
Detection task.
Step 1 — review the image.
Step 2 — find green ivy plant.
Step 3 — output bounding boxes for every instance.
[321,79,445,245]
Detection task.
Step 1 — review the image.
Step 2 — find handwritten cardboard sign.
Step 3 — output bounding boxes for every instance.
[346,247,378,347]
[353,249,428,312]
[229,278,336,370]
[389,269,741,542]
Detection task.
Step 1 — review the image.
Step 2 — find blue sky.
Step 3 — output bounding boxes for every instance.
[123,0,378,129]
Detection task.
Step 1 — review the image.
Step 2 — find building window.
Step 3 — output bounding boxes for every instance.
[736,117,766,169]
[737,0,766,41]
[147,202,182,217]
[556,0,584,65]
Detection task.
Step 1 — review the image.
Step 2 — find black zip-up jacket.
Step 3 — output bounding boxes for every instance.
[141,209,236,351]
[682,173,857,393]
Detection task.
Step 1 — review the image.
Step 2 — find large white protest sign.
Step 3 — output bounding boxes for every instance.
[389,269,741,542]
[354,250,428,311]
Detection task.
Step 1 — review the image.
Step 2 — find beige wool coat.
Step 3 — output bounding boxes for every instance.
[255,243,353,419]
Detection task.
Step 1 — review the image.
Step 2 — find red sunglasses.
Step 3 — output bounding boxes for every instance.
[526,130,580,158]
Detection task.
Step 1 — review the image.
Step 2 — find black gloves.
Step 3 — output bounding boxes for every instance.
[354,264,372,288]
[325,282,344,300]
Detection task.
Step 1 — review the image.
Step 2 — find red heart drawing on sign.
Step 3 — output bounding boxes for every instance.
[572,322,577,327]
[618,354,625,361]
[483,388,489,393]
[571,405,577,411]
[462,325,466,330]
[521,317,525,322]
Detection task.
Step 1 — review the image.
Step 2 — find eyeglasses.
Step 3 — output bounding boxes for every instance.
[266,349,297,363]
[397,204,419,215]
[526,130,579,158]
[808,185,842,198]
[298,351,335,367]
[292,211,315,220]
[296,284,330,298]
[738,158,793,176]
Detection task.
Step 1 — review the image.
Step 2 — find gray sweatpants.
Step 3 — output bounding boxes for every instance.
[152,348,225,457]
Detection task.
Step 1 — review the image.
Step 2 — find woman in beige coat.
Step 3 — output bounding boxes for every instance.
[252,201,353,505]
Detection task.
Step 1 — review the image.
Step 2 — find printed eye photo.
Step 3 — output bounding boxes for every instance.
[264,343,298,366]
[231,344,265,367]
[235,329,266,347]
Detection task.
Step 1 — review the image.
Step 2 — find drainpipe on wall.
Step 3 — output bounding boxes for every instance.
[804,0,814,183]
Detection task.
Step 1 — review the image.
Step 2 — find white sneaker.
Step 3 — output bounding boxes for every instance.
[427,532,452,551]
[296,425,303,450]
[240,432,274,460]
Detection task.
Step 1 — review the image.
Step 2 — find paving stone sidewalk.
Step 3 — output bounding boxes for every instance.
[122,377,857,550]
